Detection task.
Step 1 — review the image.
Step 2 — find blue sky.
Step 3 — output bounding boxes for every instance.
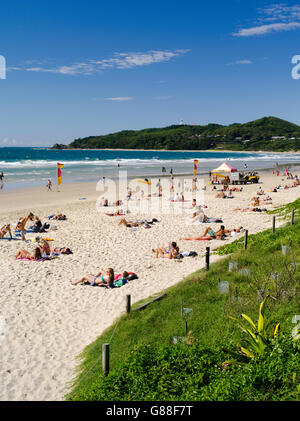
[1,0,300,146]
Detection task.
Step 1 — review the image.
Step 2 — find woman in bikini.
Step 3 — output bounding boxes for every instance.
[154,242,180,259]
[181,225,227,241]
[16,247,42,260]
[0,224,12,239]
[38,239,51,257]
[51,247,72,254]
[72,268,115,287]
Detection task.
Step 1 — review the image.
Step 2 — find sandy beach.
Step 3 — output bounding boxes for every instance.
[0,169,299,400]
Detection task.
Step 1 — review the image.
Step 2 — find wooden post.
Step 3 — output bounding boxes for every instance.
[126,295,131,314]
[102,343,110,376]
[244,230,248,250]
[185,321,188,338]
[291,210,295,225]
[272,216,276,233]
[205,247,210,271]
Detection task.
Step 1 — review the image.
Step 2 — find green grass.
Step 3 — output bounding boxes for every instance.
[67,205,300,401]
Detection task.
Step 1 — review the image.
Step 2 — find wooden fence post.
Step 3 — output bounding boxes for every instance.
[126,294,131,314]
[244,230,248,250]
[272,216,276,233]
[102,343,110,376]
[291,210,295,225]
[205,247,210,271]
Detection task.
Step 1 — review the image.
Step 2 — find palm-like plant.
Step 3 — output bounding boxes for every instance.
[228,296,280,359]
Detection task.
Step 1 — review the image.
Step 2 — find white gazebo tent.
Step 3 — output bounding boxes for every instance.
[212,162,237,173]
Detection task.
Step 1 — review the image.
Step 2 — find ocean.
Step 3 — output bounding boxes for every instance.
[0,147,300,190]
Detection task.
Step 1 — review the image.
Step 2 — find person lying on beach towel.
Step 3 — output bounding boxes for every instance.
[152,242,180,259]
[181,225,231,241]
[0,224,12,239]
[16,247,42,260]
[118,217,159,228]
[48,214,67,220]
[72,268,115,287]
[234,207,267,212]
[105,209,125,216]
[51,247,72,255]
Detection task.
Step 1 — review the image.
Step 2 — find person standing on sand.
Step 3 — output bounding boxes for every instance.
[0,172,4,190]
[47,179,52,191]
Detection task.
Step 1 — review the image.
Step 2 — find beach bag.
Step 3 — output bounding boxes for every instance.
[125,273,138,281]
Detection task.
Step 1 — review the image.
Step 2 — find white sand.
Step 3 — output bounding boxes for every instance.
[0,171,299,400]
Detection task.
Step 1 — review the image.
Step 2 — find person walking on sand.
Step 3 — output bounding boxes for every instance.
[47,179,52,191]
[0,171,4,190]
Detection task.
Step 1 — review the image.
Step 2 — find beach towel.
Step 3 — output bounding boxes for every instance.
[16,256,57,262]
[0,237,19,240]
[15,229,34,233]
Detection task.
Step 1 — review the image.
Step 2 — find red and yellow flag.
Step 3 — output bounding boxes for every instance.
[193,159,199,175]
[57,162,64,186]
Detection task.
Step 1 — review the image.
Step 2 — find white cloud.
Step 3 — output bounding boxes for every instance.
[22,49,190,76]
[233,4,300,37]
[103,97,134,101]
[234,21,300,37]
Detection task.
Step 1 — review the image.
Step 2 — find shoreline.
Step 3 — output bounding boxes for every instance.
[48,147,300,154]
[1,169,300,400]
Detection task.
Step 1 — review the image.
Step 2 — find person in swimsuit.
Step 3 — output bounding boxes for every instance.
[16,212,34,241]
[153,242,180,259]
[72,268,115,287]
[51,247,72,254]
[181,225,227,241]
[0,224,12,239]
[16,247,42,260]
[38,239,51,257]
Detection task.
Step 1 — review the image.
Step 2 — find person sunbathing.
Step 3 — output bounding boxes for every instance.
[224,226,243,236]
[51,247,72,255]
[0,224,12,239]
[216,191,226,198]
[181,225,227,241]
[52,214,67,220]
[38,239,51,257]
[251,197,260,206]
[118,218,142,227]
[72,268,115,287]
[105,209,125,216]
[257,187,264,195]
[234,207,267,212]
[153,242,180,259]
[16,247,42,260]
